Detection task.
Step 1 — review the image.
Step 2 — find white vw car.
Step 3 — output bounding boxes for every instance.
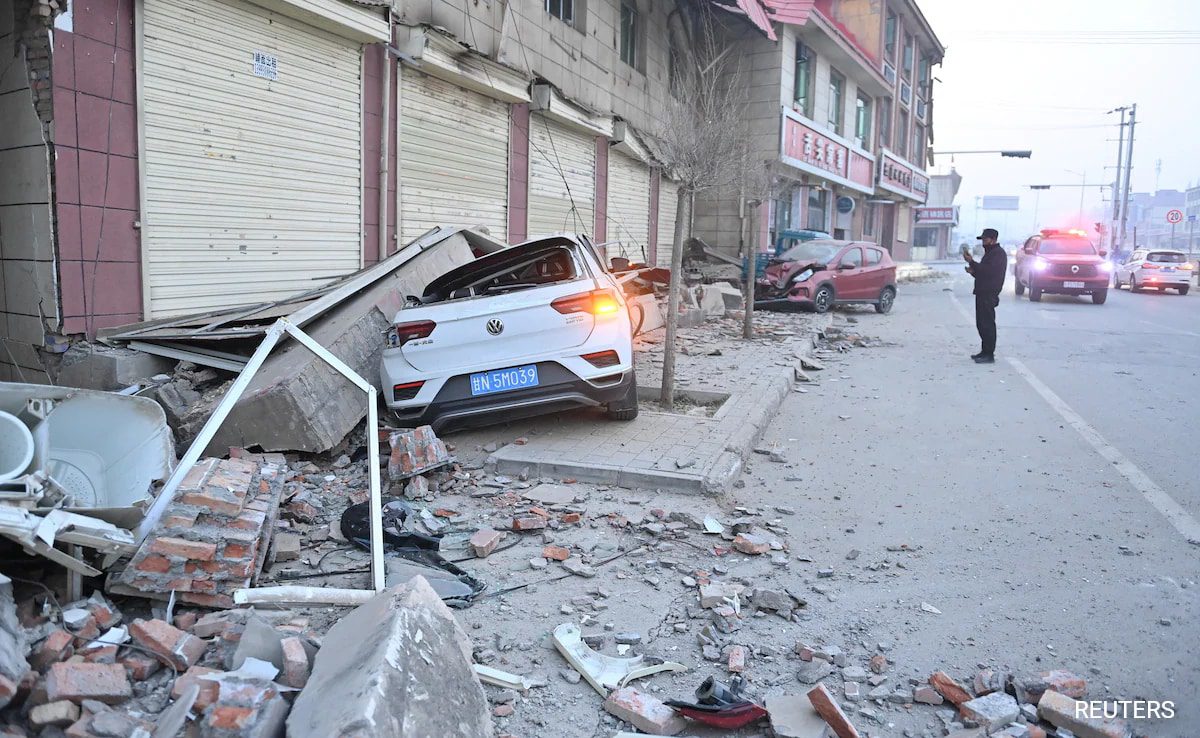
[381,234,638,431]
[1113,249,1193,295]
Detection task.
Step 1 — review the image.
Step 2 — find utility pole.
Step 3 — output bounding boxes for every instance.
[1109,106,1127,253]
[1118,103,1137,251]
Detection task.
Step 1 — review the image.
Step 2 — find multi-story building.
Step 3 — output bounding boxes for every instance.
[912,168,961,260]
[693,0,943,261]
[1127,189,1186,249]
[1185,184,1200,250]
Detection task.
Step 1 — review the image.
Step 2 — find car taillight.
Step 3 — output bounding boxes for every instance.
[551,289,622,316]
[1142,263,1160,269]
[389,319,436,347]
[581,350,620,368]
[392,381,424,400]
[1182,263,1195,270]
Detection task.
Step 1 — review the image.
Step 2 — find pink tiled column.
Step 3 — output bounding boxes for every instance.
[648,169,661,264]
[52,0,143,337]
[507,104,530,243]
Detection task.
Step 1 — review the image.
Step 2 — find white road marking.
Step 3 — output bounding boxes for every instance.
[1006,357,1200,543]
[947,292,1200,543]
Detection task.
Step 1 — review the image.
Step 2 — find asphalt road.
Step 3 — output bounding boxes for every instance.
[741,267,1200,737]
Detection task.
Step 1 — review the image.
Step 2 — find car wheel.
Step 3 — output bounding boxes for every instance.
[874,286,896,314]
[1092,289,1107,305]
[1179,285,1190,296]
[812,285,834,314]
[1112,273,1122,289]
[1029,285,1042,302]
[1014,277,1025,296]
[1129,275,1140,293]
[606,372,639,421]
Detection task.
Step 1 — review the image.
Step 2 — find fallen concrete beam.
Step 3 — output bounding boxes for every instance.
[287,576,494,738]
[205,234,483,454]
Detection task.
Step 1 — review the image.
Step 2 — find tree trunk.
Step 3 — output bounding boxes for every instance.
[742,201,757,339]
[660,188,693,408]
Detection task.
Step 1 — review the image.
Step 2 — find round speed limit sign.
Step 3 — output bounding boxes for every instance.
[1166,209,1184,224]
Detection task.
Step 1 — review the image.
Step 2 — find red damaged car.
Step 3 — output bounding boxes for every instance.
[756,239,897,314]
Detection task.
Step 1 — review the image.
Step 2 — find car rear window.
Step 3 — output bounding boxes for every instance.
[1038,238,1097,255]
[865,248,882,266]
[1147,252,1186,263]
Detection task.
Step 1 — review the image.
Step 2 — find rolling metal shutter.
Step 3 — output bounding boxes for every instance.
[606,152,651,262]
[141,0,363,318]
[656,179,680,267]
[528,115,595,238]
[398,72,510,244]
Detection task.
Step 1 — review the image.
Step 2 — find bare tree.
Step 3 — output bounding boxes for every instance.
[654,4,755,407]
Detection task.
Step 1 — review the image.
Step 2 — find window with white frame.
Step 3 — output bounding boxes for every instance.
[828,69,845,134]
[546,0,575,26]
[619,1,638,68]
[855,93,872,148]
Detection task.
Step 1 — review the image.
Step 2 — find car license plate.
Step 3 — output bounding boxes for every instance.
[469,365,539,396]
[1063,281,1085,289]
[1162,267,1175,272]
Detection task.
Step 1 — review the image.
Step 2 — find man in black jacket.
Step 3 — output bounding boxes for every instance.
[964,228,1007,364]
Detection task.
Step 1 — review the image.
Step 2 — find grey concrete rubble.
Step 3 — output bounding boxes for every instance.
[0,575,29,710]
[287,576,494,738]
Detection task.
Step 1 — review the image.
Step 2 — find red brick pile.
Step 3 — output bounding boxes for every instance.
[387,425,452,480]
[110,457,284,608]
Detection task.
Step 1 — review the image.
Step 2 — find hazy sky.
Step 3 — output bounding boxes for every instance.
[917,0,1200,243]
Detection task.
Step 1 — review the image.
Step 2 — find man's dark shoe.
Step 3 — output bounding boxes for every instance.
[971,352,985,360]
[973,354,995,364]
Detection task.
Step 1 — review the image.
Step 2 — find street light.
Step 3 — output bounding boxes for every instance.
[932,150,1033,159]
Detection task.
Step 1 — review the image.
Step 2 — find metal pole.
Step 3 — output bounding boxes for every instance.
[1111,108,1126,251]
[1078,171,1086,225]
[1170,222,1176,250]
[1119,104,1137,251]
[1189,218,1195,255]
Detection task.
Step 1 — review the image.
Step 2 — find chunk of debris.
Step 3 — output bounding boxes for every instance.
[388,425,452,480]
[919,602,942,615]
[699,583,744,609]
[273,531,302,562]
[542,545,571,562]
[29,700,80,729]
[929,671,972,705]
[766,692,831,738]
[732,533,772,555]
[129,618,206,671]
[1038,690,1129,738]
[604,687,688,736]
[45,662,132,704]
[522,483,576,505]
[470,528,503,558]
[280,637,312,689]
[727,646,747,673]
[913,686,944,705]
[512,515,547,532]
[287,576,493,738]
[960,692,1020,732]
[561,558,597,578]
[796,660,834,684]
[1015,669,1087,702]
[552,623,686,697]
[807,682,861,738]
[0,575,29,710]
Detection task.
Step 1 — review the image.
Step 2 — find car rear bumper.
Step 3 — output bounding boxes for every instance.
[387,361,634,432]
[1133,270,1190,285]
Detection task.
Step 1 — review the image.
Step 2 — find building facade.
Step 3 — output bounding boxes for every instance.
[2,0,786,382]
[912,168,960,260]
[692,0,943,261]
[1127,189,1186,250]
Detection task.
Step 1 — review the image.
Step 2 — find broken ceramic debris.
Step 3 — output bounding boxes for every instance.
[553,623,687,697]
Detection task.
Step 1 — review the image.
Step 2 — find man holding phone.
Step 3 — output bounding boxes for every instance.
[963,228,1007,364]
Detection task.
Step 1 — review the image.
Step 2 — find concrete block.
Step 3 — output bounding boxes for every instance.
[287,576,494,738]
[207,233,479,454]
[765,692,829,738]
[712,282,745,310]
[0,575,29,709]
[54,344,175,390]
[29,699,80,728]
[696,285,727,318]
[1038,690,1131,738]
[960,691,1020,732]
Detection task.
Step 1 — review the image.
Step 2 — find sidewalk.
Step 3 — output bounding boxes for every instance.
[488,308,829,493]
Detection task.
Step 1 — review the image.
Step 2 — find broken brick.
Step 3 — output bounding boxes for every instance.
[732,533,771,555]
[869,654,887,674]
[930,670,973,705]
[80,646,117,665]
[469,528,502,558]
[807,682,861,738]
[1018,669,1086,702]
[280,637,310,689]
[171,666,220,711]
[129,619,206,671]
[604,686,688,735]
[45,663,131,705]
[149,536,218,561]
[727,646,747,673]
[914,686,944,705]
[560,512,582,525]
[974,668,1004,696]
[32,630,75,671]
[120,653,161,681]
[512,516,547,532]
[173,612,199,632]
[541,545,570,562]
[85,593,121,630]
[29,699,80,728]
[493,704,514,717]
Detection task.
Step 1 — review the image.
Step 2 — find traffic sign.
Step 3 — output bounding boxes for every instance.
[1166,209,1183,224]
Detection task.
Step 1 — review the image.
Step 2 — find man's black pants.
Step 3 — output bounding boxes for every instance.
[975,293,999,356]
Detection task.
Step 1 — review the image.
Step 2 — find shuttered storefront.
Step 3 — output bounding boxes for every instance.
[606,152,651,262]
[398,72,510,244]
[141,0,364,317]
[656,179,680,267]
[528,115,595,238]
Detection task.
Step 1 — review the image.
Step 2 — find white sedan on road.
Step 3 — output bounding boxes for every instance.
[381,234,638,432]
[1113,249,1193,295]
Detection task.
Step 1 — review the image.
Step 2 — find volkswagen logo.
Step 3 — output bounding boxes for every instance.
[1070,265,1080,274]
[486,319,504,336]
